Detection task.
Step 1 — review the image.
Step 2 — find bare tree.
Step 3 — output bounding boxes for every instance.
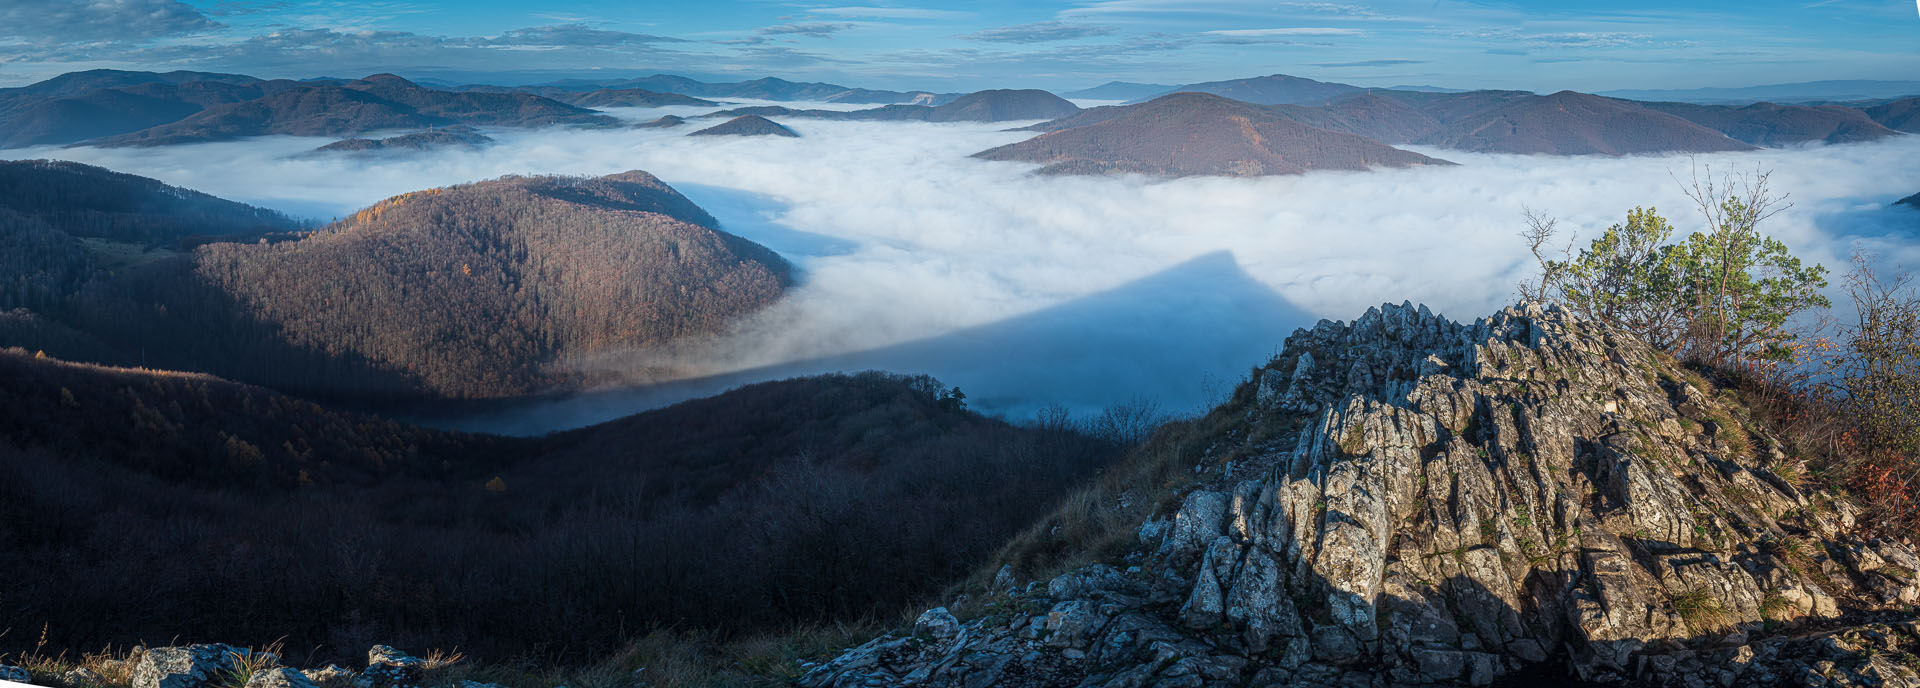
[1517,206,1568,303]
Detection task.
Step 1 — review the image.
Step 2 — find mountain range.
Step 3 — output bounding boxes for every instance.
[492,74,956,105]
[5,68,1915,181]
[703,89,1081,123]
[981,85,1919,176]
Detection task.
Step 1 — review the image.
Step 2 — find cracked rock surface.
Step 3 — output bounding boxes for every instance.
[801,303,1920,688]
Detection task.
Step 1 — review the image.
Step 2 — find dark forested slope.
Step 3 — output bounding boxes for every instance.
[0,353,1118,663]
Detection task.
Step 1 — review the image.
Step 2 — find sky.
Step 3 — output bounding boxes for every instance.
[0,0,1915,92]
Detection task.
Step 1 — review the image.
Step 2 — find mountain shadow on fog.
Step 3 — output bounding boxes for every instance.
[418,251,1314,434]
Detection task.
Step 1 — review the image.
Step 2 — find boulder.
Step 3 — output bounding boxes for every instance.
[355,647,422,688]
[243,668,317,688]
[913,607,962,641]
[131,645,242,688]
[0,665,29,683]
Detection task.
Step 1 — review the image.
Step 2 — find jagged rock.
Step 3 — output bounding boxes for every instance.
[993,564,1019,592]
[355,647,421,688]
[299,665,352,688]
[132,645,244,688]
[244,668,318,688]
[804,302,1920,687]
[916,607,963,641]
[63,667,105,686]
[0,665,30,683]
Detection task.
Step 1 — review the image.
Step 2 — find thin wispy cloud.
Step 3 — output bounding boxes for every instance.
[813,6,971,19]
[1311,58,1425,67]
[1204,27,1363,37]
[962,21,1117,43]
[759,22,859,38]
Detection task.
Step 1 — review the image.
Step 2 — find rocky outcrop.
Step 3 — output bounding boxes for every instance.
[131,646,244,688]
[1897,192,1919,210]
[802,302,1920,687]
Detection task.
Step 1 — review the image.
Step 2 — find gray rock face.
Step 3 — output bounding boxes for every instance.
[299,665,352,688]
[355,647,422,688]
[131,645,244,688]
[244,668,319,688]
[800,302,1920,687]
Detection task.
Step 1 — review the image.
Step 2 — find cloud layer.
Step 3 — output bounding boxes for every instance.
[10,107,1919,431]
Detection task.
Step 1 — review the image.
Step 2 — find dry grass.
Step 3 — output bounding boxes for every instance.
[967,378,1261,590]
[438,624,888,688]
[1671,589,1733,632]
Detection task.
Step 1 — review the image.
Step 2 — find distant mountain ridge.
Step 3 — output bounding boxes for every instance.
[974,92,1449,177]
[0,71,616,148]
[1599,79,1920,104]
[1061,81,1176,101]
[513,74,957,105]
[86,74,614,147]
[703,89,1080,123]
[1135,73,1364,105]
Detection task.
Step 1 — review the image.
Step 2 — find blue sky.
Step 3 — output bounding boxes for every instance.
[0,0,1914,91]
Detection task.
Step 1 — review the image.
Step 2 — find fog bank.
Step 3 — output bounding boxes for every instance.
[11,108,1920,431]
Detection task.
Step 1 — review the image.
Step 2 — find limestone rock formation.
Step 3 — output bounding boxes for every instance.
[801,302,1920,687]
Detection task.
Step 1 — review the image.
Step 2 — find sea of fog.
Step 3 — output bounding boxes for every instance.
[10,101,1920,434]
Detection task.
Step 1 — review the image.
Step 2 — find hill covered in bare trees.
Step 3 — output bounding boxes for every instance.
[1,167,792,400]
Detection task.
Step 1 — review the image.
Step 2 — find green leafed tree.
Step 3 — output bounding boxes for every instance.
[1527,165,1830,365]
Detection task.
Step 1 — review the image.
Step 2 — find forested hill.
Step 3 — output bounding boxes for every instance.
[0,159,299,317]
[51,170,791,400]
[0,350,1119,662]
[0,159,297,244]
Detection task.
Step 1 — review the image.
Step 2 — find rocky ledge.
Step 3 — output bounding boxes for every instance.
[801,302,1920,688]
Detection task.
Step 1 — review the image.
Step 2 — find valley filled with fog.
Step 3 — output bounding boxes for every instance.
[14,102,1920,432]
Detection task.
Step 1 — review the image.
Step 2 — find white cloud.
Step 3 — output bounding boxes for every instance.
[9,108,1918,431]
[1204,27,1364,36]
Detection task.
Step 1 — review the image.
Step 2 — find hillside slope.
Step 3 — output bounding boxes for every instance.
[1150,74,1363,105]
[0,159,297,244]
[0,354,1117,662]
[803,302,1920,687]
[1399,90,1757,155]
[1638,100,1899,146]
[2,169,788,400]
[85,74,614,147]
[688,114,799,137]
[1865,97,1920,133]
[974,92,1448,177]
